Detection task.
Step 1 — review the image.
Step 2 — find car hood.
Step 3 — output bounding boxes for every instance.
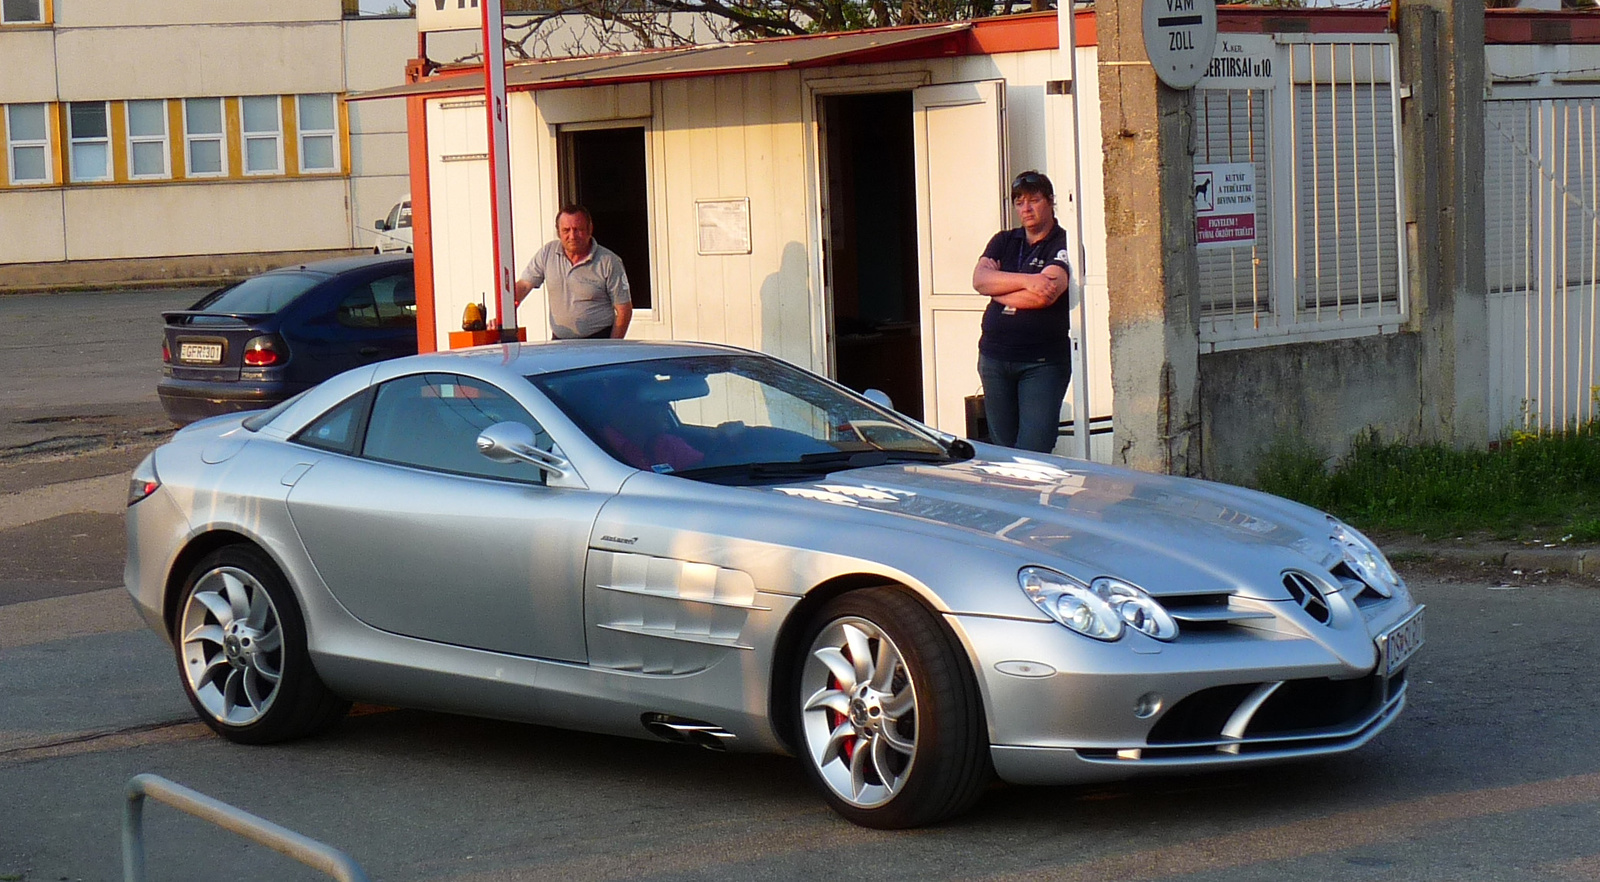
[745,452,1343,600]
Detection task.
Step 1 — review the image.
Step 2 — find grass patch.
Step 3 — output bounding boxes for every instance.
[1253,424,1600,540]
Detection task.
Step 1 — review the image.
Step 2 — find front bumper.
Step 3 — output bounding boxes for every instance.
[950,611,1416,785]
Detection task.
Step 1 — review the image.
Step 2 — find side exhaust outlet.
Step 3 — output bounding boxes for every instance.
[641,713,736,751]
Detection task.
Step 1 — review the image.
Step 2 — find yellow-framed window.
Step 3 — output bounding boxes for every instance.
[126,99,171,180]
[0,0,49,25]
[66,100,111,183]
[296,93,341,174]
[5,102,53,185]
[182,97,227,178]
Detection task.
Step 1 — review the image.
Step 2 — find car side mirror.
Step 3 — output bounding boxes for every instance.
[863,388,894,411]
[476,421,570,478]
[375,220,388,231]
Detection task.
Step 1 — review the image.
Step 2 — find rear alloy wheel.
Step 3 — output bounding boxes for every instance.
[175,546,348,744]
[794,588,991,828]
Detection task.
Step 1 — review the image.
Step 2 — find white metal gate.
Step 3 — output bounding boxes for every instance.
[1485,92,1600,433]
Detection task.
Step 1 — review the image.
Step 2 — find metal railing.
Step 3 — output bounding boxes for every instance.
[123,774,369,882]
[1485,93,1600,434]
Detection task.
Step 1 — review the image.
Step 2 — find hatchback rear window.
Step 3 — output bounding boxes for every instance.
[193,271,324,316]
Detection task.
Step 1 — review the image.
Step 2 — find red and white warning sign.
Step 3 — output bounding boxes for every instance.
[1194,161,1256,250]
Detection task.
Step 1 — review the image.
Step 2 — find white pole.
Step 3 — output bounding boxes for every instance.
[1059,2,1093,460]
[481,0,518,340]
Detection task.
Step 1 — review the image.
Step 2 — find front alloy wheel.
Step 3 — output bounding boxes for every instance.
[793,589,991,828]
[800,615,918,808]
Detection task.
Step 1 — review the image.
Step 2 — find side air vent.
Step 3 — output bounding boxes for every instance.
[1282,571,1333,625]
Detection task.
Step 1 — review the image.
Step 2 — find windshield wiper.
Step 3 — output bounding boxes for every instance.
[674,450,950,485]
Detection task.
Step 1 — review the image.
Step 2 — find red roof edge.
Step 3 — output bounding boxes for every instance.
[1486,9,1600,45]
[1216,6,1390,35]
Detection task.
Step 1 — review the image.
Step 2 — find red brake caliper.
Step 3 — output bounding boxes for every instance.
[826,674,857,761]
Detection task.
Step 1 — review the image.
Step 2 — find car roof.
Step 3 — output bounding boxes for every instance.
[263,254,412,278]
[397,339,753,378]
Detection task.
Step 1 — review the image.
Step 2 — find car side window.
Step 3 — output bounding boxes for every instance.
[292,390,373,455]
[398,201,412,229]
[360,373,552,484]
[337,271,415,330]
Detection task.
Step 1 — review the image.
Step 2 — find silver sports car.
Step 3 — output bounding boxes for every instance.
[125,341,1424,828]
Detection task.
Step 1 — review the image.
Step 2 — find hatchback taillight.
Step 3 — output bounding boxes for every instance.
[243,335,284,367]
[161,340,171,364]
[128,455,160,506]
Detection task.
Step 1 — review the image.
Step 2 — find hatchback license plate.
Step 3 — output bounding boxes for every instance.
[1377,605,1425,676]
[180,342,222,364]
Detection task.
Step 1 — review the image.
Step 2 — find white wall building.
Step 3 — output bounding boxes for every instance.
[0,0,416,283]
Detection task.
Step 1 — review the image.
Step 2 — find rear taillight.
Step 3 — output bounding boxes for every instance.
[161,340,171,364]
[128,455,160,506]
[243,335,284,367]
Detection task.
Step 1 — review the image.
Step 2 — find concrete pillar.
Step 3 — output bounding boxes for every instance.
[1399,0,1490,446]
[1095,0,1202,475]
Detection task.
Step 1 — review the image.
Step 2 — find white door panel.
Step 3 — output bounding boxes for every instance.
[913,80,1007,434]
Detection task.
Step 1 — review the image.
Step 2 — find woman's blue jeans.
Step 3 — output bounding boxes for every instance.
[977,354,1071,453]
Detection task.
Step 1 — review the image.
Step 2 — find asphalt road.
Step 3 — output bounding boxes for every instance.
[2,287,1599,881]
[0,286,201,463]
[2,571,1598,881]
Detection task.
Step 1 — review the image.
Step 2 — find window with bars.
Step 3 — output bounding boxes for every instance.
[184,97,226,176]
[5,103,50,184]
[1195,89,1272,318]
[68,101,110,182]
[126,99,169,179]
[1195,38,1405,347]
[1291,79,1400,315]
[242,96,282,175]
[297,94,339,173]
[1484,97,1600,295]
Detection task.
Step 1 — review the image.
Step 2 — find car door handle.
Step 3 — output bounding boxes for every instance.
[359,346,381,356]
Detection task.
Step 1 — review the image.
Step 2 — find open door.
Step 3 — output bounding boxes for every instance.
[912,81,1008,437]
[820,92,922,419]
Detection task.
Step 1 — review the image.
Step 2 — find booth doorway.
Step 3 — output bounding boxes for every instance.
[558,126,652,309]
[819,92,922,419]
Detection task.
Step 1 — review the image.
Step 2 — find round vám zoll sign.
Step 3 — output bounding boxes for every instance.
[1142,0,1218,90]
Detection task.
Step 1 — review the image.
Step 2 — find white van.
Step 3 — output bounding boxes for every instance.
[373,197,412,253]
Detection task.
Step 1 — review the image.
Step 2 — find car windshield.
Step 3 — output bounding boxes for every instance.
[532,354,956,483]
[191,271,324,316]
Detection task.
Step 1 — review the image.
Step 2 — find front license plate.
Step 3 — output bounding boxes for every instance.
[1377,605,1425,675]
[180,342,222,364]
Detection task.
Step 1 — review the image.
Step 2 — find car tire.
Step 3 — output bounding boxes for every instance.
[173,545,349,745]
[792,588,992,828]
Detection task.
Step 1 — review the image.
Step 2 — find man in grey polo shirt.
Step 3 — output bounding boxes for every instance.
[514,205,633,339]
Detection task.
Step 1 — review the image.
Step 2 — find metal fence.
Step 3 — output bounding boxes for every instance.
[1485,92,1600,433]
[1195,38,1406,347]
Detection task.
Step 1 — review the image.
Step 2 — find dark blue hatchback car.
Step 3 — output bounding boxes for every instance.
[158,255,416,425]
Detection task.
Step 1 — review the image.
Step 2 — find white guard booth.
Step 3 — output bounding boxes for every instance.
[354,11,1116,458]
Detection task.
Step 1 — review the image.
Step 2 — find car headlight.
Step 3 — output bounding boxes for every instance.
[1329,517,1401,597]
[1018,568,1178,642]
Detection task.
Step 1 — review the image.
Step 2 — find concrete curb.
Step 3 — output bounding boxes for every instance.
[1388,542,1595,578]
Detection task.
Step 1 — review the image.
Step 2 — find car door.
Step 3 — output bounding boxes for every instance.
[284,372,599,662]
[288,267,417,382]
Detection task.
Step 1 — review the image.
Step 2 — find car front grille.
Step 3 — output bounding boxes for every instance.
[1145,669,1402,746]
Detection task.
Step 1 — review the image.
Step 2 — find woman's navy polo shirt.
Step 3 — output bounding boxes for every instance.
[978,223,1072,363]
